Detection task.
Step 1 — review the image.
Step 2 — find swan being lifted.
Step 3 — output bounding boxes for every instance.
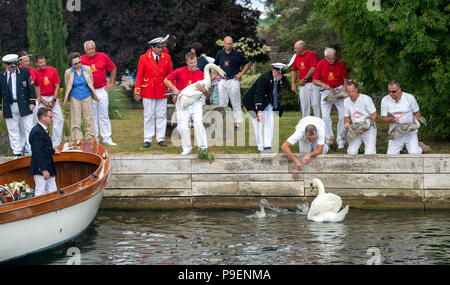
[307,178,349,222]
[341,116,376,143]
[387,113,427,140]
[178,63,226,110]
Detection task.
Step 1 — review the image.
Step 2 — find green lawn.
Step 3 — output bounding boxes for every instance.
[104,108,450,155]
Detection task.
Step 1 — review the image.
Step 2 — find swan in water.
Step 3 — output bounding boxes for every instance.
[341,116,376,143]
[387,113,427,140]
[255,199,274,218]
[178,63,226,110]
[307,178,349,222]
[323,86,348,103]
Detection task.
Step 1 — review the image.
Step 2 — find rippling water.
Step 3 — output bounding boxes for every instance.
[11,207,450,265]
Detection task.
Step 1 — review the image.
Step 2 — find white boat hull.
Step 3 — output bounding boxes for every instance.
[0,190,103,262]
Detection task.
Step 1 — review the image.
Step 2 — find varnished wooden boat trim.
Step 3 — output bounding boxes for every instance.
[0,141,111,224]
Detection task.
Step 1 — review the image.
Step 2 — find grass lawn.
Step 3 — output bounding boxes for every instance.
[104,108,450,156]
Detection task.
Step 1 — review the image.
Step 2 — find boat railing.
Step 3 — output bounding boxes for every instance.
[0,185,15,204]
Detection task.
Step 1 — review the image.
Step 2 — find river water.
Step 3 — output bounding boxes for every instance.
[12,207,450,265]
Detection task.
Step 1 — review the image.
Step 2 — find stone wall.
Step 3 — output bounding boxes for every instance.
[2,154,448,209]
[101,154,450,210]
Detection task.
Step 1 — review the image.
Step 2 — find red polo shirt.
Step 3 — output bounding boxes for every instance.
[292,50,318,83]
[313,59,348,88]
[27,66,37,86]
[166,66,204,91]
[81,52,116,89]
[34,66,61,96]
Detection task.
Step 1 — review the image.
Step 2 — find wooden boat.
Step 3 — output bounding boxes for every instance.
[0,141,111,263]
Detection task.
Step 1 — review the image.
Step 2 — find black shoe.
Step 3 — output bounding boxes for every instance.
[144,142,151,148]
[13,153,22,157]
[264,147,272,153]
[158,141,167,147]
[257,150,263,154]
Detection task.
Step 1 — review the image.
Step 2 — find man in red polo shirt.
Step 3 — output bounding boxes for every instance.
[291,40,320,118]
[313,47,348,149]
[81,40,117,146]
[164,52,209,155]
[34,54,64,147]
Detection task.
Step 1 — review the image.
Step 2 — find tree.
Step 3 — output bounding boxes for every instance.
[0,0,29,56]
[27,0,68,80]
[315,0,450,139]
[63,0,262,73]
[264,0,340,52]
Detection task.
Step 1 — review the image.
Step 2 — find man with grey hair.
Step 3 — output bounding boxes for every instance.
[81,40,117,145]
[291,40,320,118]
[313,47,349,149]
[281,116,335,170]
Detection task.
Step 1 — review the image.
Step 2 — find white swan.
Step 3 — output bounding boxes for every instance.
[178,63,226,110]
[387,113,427,140]
[324,86,348,103]
[341,116,376,143]
[255,199,272,218]
[307,178,349,222]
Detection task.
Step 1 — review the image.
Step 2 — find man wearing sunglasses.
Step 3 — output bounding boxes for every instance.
[381,80,430,154]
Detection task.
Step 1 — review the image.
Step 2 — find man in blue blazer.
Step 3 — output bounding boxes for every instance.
[243,63,286,154]
[29,107,60,196]
[0,54,37,156]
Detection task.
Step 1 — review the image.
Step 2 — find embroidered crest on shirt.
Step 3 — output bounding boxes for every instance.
[44,76,50,85]
[328,72,335,81]
[224,59,231,69]
[91,64,97,72]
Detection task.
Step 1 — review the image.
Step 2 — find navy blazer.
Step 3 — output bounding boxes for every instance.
[0,67,36,119]
[29,123,56,177]
[243,71,284,118]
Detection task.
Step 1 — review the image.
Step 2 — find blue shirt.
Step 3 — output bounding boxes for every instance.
[214,49,249,79]
[197,57,209,73]
[70,66,91,100]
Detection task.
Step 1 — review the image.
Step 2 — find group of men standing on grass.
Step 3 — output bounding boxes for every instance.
[0,41,118,157]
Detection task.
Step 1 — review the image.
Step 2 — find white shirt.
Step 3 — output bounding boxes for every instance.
[344,94,377,124]
[6,70,17,100]
[152,51,160,62]
[381,92,420,132]
[287,116,326,145]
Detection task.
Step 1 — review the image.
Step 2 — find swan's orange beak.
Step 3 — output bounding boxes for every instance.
[309,183,314,192]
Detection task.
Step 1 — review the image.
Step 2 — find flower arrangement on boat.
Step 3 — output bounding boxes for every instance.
[1,181,35,200]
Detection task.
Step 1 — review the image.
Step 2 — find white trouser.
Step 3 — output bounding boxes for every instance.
[299,139,329,154]
[38,96,64,147]
[387,130,422,154]
[176,99,207,152]
[251,104,274,151]
[299,83,321,118]
[347,127,377,155]
[320,88,345,145]
[19,107,38,153]
[143,98,167,143]
[92,87,112,141]
[33,175,57,196]
[5,103,34,155]
[218,79,243,124]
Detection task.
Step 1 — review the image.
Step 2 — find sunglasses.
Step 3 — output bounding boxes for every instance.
[73,61,81,65]
[388,89,399,93]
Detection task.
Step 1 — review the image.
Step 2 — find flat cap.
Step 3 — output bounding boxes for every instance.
[148,34,169,47]
[271,62,288,74]
[2,54,19,66]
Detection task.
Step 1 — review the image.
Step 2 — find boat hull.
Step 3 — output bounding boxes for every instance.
[0,190,103,263]
[0,141,110,263]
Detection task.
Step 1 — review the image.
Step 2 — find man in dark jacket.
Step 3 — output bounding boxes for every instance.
[243,63,286,154]
[29,107,60,196]
[0,54,37,156]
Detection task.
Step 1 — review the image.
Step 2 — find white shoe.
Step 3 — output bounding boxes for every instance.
[103,138,117,146]
[338,143,345,149]
[180,149,192,155]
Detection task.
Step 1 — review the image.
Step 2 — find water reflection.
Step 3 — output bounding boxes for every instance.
[7,209,450,265]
